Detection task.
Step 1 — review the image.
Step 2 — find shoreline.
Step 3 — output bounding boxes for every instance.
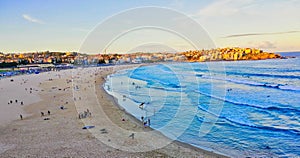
[102,81,228,157]
[98,64,228,157]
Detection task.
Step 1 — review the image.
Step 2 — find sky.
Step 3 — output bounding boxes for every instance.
[0,0,299,54]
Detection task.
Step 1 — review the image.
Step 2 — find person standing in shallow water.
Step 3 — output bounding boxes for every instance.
[148,118,151,126]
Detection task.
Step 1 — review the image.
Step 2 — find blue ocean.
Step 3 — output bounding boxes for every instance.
[104,53,300,157]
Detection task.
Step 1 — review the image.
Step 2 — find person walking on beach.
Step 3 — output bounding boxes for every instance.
[144,121,148,127]
[129,133,134,139]
[20,114,23,120]
[141,116,144,122]
[41,112,44,117]
[48,110,51,115]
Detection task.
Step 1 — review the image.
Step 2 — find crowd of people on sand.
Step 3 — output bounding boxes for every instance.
[141,116,151,127]
[138,101,152,127]
[78,109,92,119]
[39,110,52,120]
[40,110,51,117]
[19,110,52,120]
[16,65,153,138]
[7,99,25,120]
[16,75,71,121]
[8,99,24,105]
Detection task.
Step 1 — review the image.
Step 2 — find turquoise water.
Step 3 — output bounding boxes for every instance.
[105,56,300,157]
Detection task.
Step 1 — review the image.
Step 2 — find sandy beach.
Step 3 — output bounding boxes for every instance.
[0,65,227,158]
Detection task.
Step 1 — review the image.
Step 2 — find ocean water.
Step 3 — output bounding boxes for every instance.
[104,55,300,157]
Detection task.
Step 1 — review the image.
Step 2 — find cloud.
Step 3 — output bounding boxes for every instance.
[198,0,254,16]
[257,41,276,49]
[245,41,276,50]
[223,31,300,38]
[239,41,276,51]
[22,14,44,24]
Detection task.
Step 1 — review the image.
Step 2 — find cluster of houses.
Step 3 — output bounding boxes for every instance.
[181,47,281,62]
[0,47,281,67]
[0,51,77,64]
